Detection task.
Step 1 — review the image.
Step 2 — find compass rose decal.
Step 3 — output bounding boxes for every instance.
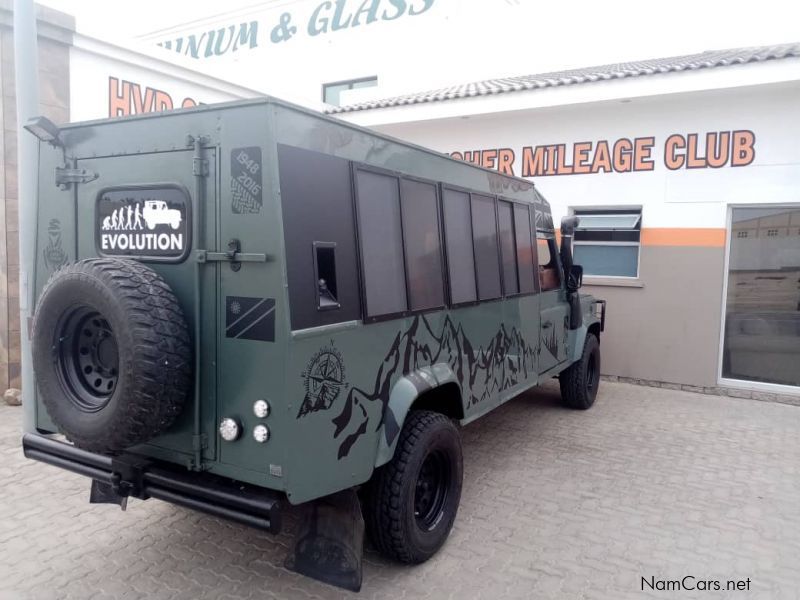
[297,343,347,418]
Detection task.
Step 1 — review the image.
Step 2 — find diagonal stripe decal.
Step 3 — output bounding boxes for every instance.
[225,296,276,342]
[235,306,275,339]
[226,298,268,333]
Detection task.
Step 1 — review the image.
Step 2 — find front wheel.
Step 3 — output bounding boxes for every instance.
[364,410,463,563]
[559,333,601,410]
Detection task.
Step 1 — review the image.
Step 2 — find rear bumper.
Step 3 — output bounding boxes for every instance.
[22,433,282,534]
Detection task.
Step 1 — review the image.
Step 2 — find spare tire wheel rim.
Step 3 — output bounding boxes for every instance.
[55,306,119,412]
[414,447,451,532]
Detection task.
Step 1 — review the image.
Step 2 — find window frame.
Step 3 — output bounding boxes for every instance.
[279,144,364,332]
[399,174,447,314]
[312,241,341,311]
[322,76,378,106]
[439,183,481,308]
[440,185,542,306]
[352,164,410,323]
[717,202,800,395]
[536,232,563,292]
[352,167,546,323]
[440,183,482,309]
[571,206,643,280]
[499,196,540,298]
[352,164,449,323]
[470,192,504,302]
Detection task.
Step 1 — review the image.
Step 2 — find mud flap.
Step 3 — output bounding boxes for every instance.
[285,489,364,592]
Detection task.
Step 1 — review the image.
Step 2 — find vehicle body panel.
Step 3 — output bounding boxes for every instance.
[28,98,602,505]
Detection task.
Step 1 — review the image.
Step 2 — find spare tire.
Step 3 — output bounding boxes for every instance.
[32,258,191,454]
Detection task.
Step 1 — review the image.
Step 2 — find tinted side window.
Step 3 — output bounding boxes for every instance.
[442,189,477,304]
[400,179,445,311]
[355,170,408,318]
[497,200,519,295]
[471,194,502,300]
[279,145,361,330]
[514,204,536,294]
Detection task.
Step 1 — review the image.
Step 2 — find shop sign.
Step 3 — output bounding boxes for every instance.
[451,130,757,177]
[156,0,437,60]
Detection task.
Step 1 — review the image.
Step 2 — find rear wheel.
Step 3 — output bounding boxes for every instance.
[364,410,463,563]
[559,333,600,410]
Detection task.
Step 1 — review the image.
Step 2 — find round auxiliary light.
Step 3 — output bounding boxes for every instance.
[253,424,270,443]
[253,399,270,419]
[219,417,241,442]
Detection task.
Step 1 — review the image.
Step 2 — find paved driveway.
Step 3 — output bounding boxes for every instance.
[1,381,799,600]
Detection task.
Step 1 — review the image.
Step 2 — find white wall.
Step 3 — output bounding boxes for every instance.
[132,0,800,110]
[69,33,262,123]
[355,82,800,229]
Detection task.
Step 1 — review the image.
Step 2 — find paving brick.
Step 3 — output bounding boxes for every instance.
[1,381,799,599]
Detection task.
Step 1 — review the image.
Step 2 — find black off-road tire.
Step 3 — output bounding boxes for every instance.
[32,258,192,454]
[364,410,463,564]
[559,333,600,410]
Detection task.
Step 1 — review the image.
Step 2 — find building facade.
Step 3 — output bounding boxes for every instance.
[7,2,800,400]
[332,46,800,398]
[0,0,73,391]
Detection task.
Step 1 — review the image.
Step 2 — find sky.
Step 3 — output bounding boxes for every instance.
[36,0,800,96]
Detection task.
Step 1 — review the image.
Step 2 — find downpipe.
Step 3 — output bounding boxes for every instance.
[14,0,40,432]
[560,216,583,330]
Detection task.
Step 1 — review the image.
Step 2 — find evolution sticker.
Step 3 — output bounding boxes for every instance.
[96,186,191,261]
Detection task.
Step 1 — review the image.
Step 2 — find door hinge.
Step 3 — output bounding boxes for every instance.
[196,238,268,271]
[192,433,208,452]
[193,157,209,177]
[55,166,98,189]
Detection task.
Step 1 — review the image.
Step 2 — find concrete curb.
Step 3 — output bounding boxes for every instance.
[601,375,800,407]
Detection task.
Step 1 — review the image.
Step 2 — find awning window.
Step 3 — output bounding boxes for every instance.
[576,214,641,230]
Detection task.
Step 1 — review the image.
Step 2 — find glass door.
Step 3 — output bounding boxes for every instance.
[721,206,800,389]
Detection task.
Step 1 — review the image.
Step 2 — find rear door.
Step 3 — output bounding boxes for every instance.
[75,150,218,462]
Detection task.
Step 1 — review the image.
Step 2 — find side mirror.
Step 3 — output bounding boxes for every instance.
[567,264,583,292]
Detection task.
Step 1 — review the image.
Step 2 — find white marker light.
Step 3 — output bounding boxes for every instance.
[253,399,270,419]
[253,424,270,443]
[219,417,241,442]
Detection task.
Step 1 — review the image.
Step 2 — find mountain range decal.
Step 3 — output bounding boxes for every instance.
[329,314,538,460]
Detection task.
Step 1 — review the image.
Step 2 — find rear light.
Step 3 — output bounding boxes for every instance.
[253,424,270,443]
[219,418,241,442]
[253,399,270,419]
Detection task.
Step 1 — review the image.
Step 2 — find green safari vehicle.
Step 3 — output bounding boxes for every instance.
[22,97,606,591]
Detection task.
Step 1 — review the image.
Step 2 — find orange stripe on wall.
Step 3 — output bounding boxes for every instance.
[640,228,726,247]
[555,228,725,247]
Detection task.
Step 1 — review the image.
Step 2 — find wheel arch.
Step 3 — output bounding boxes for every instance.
[374,365,465,468]
[567,319,602,365]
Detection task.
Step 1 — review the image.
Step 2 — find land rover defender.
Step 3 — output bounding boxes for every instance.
[22,97,606,591]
